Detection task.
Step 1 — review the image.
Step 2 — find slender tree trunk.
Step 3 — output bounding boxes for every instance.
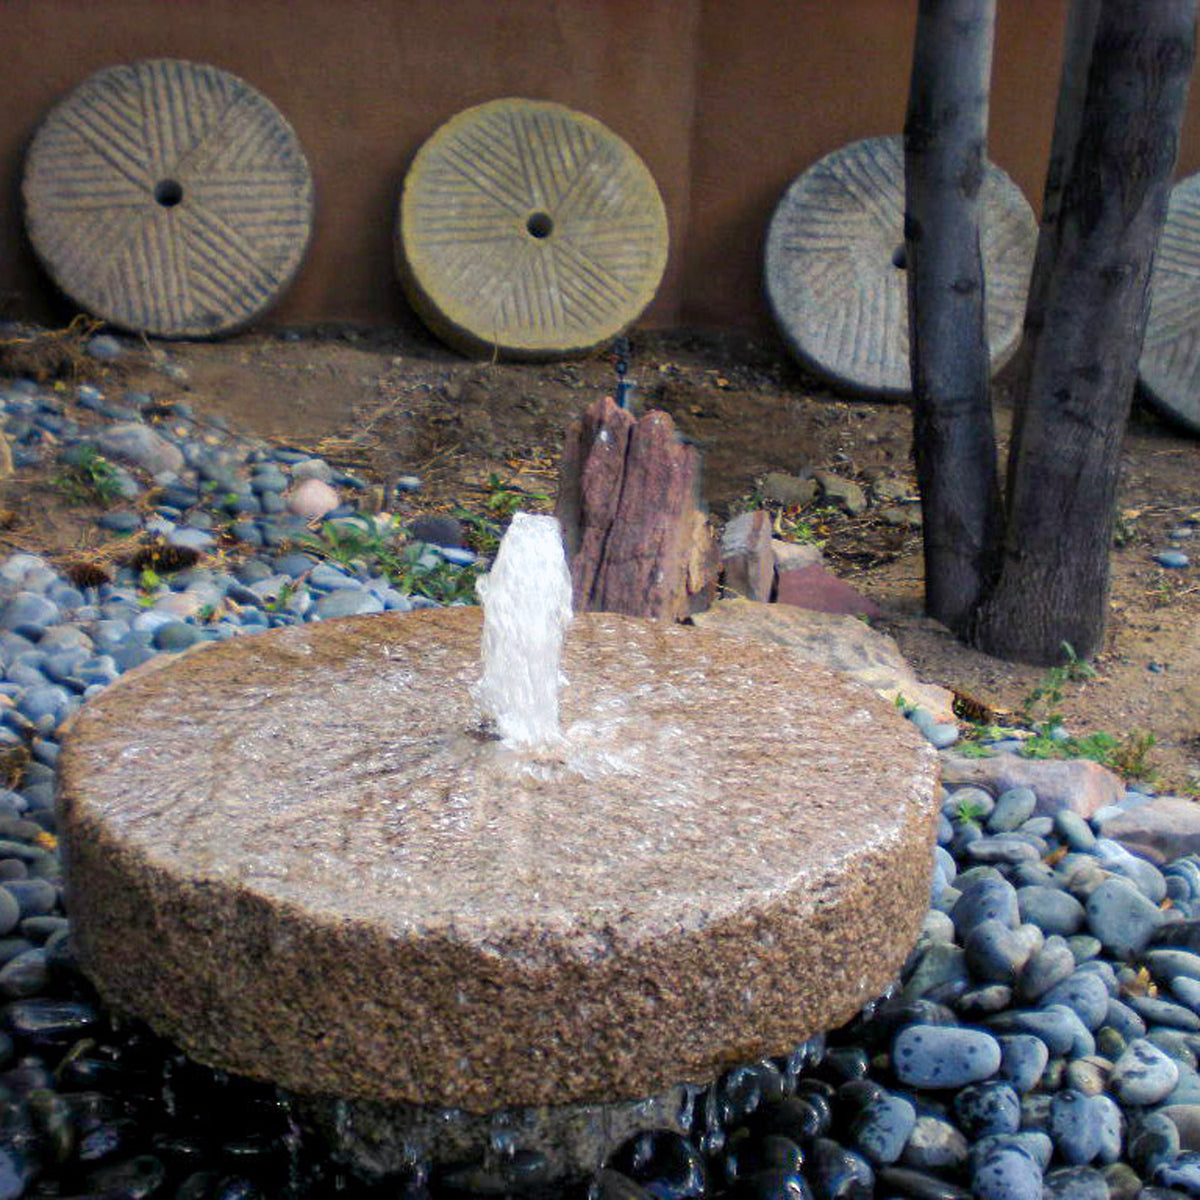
[904,0,1003,635]
[1004,0,1101,477]
[973,0,1197,663]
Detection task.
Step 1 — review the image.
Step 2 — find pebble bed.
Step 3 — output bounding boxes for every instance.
[1,355,1200,1197]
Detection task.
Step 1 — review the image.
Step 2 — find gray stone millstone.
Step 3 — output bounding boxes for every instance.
[764,135,1037,396]
[1140,171,1200,434]
[56,607,938,1111]
[23,58,314,338]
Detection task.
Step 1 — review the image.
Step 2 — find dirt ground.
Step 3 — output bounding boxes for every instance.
[2,321,1198,792]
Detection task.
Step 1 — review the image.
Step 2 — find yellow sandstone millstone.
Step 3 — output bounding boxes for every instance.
[22,58,314,339]
[397,98,669,359]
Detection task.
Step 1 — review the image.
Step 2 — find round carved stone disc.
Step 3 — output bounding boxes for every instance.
[765,135,1037,396]
[23,58,314,338]
[1140,172,1200,434]
[397,98,669,359]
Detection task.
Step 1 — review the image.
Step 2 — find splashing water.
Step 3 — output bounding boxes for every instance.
[474,512,573,749]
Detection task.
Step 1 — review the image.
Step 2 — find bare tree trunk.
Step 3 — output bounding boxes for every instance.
[974,0,1197,664]
[1004,0,1102,481]
[904,0,1003,635]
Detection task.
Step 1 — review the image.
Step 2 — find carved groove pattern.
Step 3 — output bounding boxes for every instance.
[23,59,313,338]
[765,136,1037,395]
[1140,173,1200,433]
[399,99,668,357]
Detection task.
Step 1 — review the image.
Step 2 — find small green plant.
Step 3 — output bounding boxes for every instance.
[483,473,550,521]
[1020,642,1097,728]
[954,794,989,824]
[453,508,504,556]
[1017,726,1158,783]
[137,566,162,607]
[1109,729,1157,781]
[51,445,123,506]
[1112,509,1140,548]
[956,741,997,759]
[299,516,482,606]
[300,516,401,570]
[263,581,297,613]
[959,722,1013,745]
[1021,729,1117,763]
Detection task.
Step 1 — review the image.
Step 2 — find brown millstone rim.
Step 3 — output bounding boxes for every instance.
[57,609,938,1110]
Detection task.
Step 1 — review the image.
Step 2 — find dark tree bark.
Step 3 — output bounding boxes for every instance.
[904,0,1003,635]
[973,0,1197,663]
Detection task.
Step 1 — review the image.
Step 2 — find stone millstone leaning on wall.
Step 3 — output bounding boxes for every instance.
[22,58,314,339]
[396,97,669,359]
[764,134,1036,397]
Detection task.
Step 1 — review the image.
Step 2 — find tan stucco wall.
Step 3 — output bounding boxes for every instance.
[2,0,1199,335]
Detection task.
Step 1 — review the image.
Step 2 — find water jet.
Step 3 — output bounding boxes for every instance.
[56,515,938,1186]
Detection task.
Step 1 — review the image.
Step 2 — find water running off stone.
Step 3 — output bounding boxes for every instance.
[474,512,573,749]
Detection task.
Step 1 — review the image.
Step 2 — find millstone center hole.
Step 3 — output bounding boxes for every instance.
[526,211,554,239]
[154,180,184,208]
[891,244,907,270]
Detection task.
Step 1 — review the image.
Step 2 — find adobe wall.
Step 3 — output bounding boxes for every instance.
[1,0,1198,336]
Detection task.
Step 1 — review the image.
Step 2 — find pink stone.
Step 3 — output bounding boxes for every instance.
[1099,797,1200,865]
[775,563,882,617]
[940,753,1124,818]
[287,477,339,519]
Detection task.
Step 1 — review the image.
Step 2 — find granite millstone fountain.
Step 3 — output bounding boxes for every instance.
[56,515,939,1185]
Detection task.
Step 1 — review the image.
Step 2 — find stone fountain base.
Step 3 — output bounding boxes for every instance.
[57,609,938,1181]
[290,1082,694,1187]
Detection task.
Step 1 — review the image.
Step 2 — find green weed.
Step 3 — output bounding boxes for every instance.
[1020,642,1097,728]
[954,794,990,824]
[51,445,123,506]
[299,515,481,606]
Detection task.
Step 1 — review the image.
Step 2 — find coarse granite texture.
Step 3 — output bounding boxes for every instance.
[56,608,939,1111]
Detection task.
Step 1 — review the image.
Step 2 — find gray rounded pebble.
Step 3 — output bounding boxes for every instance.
[966,918,1027,983]
[851,1090,916,1164]
[901,1114,969,1169]
[1017,886,1085,937]
[1087,876,1165,958]
[971,1146,1043,1200]
[1049,1089,1103,1164]
[997,1034,1049,1092]
[1038,970,1112,1030]
[1128,993,1200,1032]
[953,876,1020,939]
[1110,1037,1181,1105]
[1019,935,1077,1000]
[152,622,204,652]
[1042,1165,1107,1199]
[893,1024,1002,1089]
[989,787,1038,833]
[0,889,18,937]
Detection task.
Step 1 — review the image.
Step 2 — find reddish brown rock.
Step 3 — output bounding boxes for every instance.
[775,562,883,618]
[721,510,775,601]
[940,753,1124,817]
[1098,797,1200,865]
[57,608,938,1112]
[557,397,716,619]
